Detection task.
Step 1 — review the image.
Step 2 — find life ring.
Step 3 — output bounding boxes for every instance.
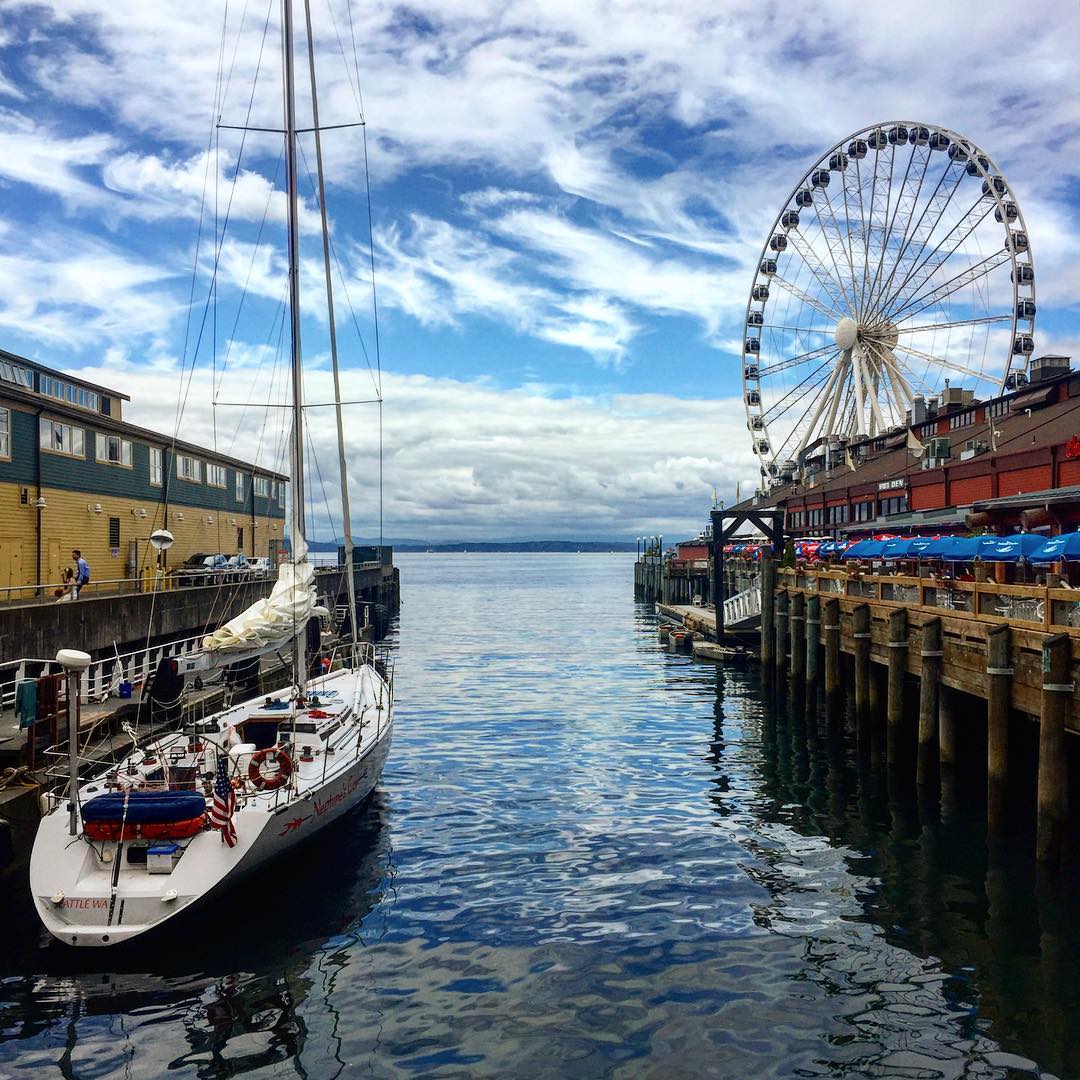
[248,747,294,791]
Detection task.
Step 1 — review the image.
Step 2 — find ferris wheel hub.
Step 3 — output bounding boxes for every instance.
[834,316,858,351]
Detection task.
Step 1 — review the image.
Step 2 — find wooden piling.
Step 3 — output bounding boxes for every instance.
[938,684,956,770]
[805,594,820,687]
[886,608,907,768]
[1037,634,1071,865]
[775,588,789,678]
[986,624,1011,833]
[789,591,805,683]
[823,597,840,711]
[917,617,942,787]
[853,604,871,720]
[760,557,776,668]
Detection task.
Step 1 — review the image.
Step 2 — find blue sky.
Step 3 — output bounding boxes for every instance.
[1,0,1079,541]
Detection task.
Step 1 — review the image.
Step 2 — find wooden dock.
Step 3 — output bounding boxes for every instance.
[657,559,1080,866]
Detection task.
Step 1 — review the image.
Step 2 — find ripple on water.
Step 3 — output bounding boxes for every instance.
[0,555,1072,1077]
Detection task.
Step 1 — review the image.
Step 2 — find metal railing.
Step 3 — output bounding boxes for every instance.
[0,561,384,607]
[723,585,762,626]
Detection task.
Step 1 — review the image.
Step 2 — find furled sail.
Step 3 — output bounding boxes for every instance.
[201,557,325,653]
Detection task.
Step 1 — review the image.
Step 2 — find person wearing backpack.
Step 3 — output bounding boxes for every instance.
[72,549,91,598]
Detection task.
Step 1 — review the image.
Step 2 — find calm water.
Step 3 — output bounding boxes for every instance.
[1,553,1077,1077]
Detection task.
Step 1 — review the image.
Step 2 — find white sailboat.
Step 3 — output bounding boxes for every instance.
[29,0,393,947]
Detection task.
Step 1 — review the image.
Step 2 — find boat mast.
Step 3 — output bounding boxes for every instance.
[303,0,360,661]
[282,0,306,566]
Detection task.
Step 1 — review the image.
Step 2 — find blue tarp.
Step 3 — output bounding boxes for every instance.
[82,790,207,824]
[1029,532,1080,564]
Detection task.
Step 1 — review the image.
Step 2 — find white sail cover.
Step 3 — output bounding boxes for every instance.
[202,559,324,654]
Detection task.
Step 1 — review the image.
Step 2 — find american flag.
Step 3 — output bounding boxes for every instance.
[210,755,237,847]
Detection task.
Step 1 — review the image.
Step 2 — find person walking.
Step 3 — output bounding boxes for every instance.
[72,549,91,598]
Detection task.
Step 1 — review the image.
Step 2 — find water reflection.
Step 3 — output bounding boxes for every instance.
[0,791,394,1077]
[737,667,1079,1077]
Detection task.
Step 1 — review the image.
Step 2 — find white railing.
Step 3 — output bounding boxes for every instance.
[724,584,762,626]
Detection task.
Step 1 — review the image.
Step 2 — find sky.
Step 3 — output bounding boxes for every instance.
[1,0,1080,543]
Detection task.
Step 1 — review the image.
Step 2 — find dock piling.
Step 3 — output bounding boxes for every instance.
[760,557,776,669]
[823,597,840,713]
[886,608,907,768]
[790,592,805,684]
[917,617,942,787]
[986,624,1011,833]
[853,604,870,720]
[805,594,820,688]
[776,589,789,679]
[1037,634,1071,865]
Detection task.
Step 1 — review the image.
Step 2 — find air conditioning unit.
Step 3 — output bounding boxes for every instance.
[959,440,988,461]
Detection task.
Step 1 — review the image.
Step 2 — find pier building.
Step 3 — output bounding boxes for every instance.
[741,355,1080,538]
[0,348,287,596]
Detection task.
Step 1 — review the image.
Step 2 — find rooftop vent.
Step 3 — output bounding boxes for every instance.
[1029,354,1072,383]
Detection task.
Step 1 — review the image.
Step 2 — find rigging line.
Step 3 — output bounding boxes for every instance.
[345,0,367,119]
[295,140,382,394]
[171,0,275,450]
[362,122,383,388]
[324,0,365,119]
[215,148,285,396]
[226,283,289,455]
[219,0,254,121]
[379,398,384,550]
[897,314,1011,334]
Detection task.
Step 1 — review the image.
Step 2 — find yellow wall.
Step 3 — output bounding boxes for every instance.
[0,481,283,593]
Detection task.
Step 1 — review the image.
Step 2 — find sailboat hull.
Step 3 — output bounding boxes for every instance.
[30,672,393,947]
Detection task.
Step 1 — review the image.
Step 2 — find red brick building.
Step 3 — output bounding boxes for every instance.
[735,356,1080,538]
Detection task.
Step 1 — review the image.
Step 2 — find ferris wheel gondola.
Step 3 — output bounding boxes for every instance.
[742,122,1035,484]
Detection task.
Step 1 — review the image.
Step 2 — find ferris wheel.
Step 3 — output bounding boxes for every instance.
[743,122,1035,483]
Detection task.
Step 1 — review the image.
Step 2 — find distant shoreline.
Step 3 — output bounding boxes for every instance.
[394,543,636,554]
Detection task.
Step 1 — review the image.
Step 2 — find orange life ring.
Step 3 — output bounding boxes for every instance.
[247,747,294,791]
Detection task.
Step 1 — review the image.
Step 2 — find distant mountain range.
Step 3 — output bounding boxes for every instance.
[307,538,637,553]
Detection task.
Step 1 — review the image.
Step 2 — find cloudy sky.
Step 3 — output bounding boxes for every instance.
[2,0,1079,542]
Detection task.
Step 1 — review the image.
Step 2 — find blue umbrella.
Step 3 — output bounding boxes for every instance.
[880,537,917,560]
[1029,532,1080,564]
[911,535,957,558]
[941,535,1001,563]
[842,539,885,560]
[977,533,1048,563]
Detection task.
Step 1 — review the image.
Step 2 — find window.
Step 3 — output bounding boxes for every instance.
[95,433,132,466]
[150,447,163,486]
[276,481,285,508]
[854,500,875,522]
[108,516,120,549]
[987,398,1010,419]
[827,504,849,525]
[235,471,245,501]
[949,410,975,431]
[40,374,99,411]
[207,463,227,488]
[236,527,244,550]
[39,418,84,457]
[0,360,32,389]
[879,495,909,516]
[0,408,9,458]
[176,455,202,482]
[254,476,270,498]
